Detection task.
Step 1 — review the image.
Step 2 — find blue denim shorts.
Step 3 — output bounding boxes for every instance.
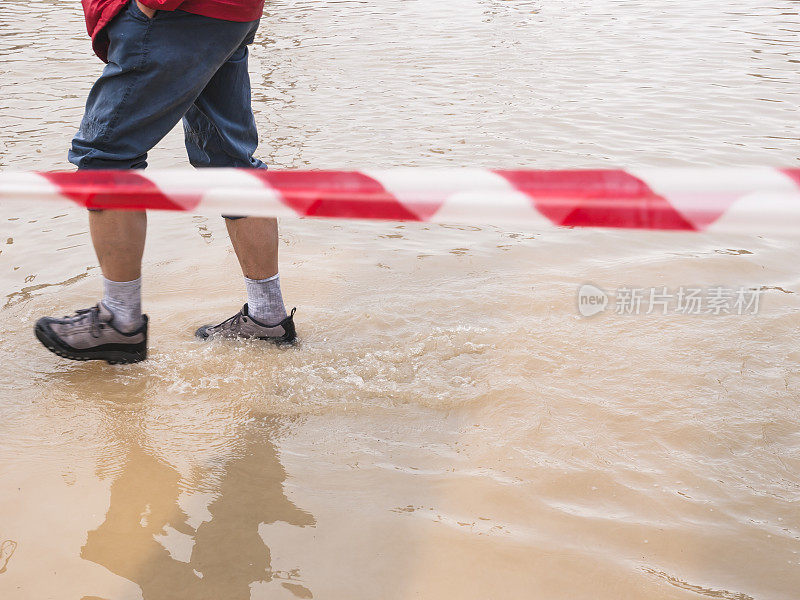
[70,2,264,217]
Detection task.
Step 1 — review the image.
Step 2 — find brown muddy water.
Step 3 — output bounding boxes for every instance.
[1,1,800,599]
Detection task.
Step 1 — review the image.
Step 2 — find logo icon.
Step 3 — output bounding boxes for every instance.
[578,284,609,317]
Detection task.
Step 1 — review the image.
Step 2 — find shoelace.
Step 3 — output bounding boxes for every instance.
[62,305,103,338]
[212,311,244,332]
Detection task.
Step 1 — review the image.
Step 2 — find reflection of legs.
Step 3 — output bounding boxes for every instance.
[184,43,287,324]
[81,446,201,599]
[81,421,315,599]
[190,431,315,599]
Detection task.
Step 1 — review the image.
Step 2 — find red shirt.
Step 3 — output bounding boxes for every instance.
[83,0,265,62]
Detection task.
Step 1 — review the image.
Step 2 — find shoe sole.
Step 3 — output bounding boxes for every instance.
[195,332,297,346]
[34,323,147,365]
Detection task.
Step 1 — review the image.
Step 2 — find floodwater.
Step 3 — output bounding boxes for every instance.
[1,0,799,598]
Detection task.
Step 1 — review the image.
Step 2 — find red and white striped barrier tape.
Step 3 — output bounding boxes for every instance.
[1,168,800,233]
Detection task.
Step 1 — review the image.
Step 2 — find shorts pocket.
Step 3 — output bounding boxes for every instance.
[128,0,156,22]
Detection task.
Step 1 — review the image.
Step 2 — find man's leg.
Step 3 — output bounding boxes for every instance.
[89,210,147,332]
[225,217,288,330]
[89,211,147,282]
[35,6,263,362]
[72,7,261,321]
[34,206,150,362]
[185,35,293,337]
[225,217,279,280]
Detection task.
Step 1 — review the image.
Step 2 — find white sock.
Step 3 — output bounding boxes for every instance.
[245,273,287,324]
[102,276,143,332]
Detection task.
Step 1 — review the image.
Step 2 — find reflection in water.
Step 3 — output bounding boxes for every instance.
[81,425,314,600]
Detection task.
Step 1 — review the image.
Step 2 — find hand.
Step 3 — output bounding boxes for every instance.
[135,0,157,18]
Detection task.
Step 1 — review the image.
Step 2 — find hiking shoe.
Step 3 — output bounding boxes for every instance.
[34,303,148,364]
[195,305,296,343]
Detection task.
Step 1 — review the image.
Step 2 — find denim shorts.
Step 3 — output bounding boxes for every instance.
[70,1,265,218]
